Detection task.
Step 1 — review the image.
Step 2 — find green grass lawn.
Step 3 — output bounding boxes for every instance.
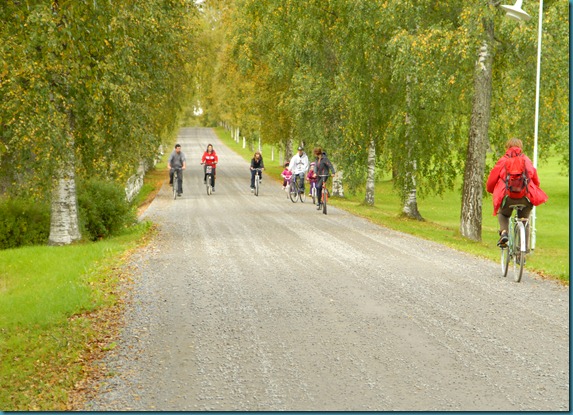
[215,127,569,282]
[0,222,154,410]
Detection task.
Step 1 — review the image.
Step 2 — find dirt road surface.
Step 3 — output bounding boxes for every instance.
[83,127,569,411]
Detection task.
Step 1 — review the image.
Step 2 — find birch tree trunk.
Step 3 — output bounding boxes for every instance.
[285,137,293,163]
[460,19,494,241]
[401,76,423,220]
[332,170,344,197]
[48,112,81,245]
[364,137,376,206]
[402,161,423,220]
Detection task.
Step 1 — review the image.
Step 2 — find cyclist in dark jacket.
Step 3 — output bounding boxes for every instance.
[313,147,335,209]
[250,151,265,191]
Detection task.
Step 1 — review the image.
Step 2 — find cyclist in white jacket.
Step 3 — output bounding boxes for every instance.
[289,146,309,194]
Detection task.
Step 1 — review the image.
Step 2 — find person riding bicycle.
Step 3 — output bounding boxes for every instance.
[168,143,186,196]
[281,162,293,190]
[306,161,317,196]
[201,144,218,192]
[486,138,547,248]
[250,151,265,192]
[313,147,335,210]
[288,146,309,195]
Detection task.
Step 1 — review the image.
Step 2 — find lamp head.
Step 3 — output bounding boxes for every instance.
[501,0,532,21]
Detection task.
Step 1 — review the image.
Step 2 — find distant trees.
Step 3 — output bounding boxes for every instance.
[1,0,200,244]
[198,0,567,239]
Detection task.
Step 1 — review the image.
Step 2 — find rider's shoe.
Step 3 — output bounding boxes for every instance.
[212,187,215,192]
[497,231,508,247]
[251,187,254,192]
[317,204,322,210]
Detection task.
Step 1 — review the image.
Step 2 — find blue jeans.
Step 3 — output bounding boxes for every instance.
[250,169,262,187]
[293,172,305,193]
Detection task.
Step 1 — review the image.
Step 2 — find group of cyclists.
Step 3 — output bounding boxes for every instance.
[168,143,219,195]
[279,146,336,209]
[168,143,335,209]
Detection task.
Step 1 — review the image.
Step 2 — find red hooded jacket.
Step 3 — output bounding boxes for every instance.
[486,146,548,215]
[201,150,218,166]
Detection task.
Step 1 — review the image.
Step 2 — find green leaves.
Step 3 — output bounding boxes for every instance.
[1,0,201,195]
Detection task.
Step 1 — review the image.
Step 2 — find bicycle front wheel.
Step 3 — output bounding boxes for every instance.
[299,187,306,203]
[173,172,178,199]
[322,188,328,215]
[512,221,526,282]
[206,174,212,195]
[311,187,316,205]
[254,175,259,196]
[289,181,298,203]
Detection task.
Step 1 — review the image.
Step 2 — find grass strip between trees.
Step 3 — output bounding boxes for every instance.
[214,127,569,283]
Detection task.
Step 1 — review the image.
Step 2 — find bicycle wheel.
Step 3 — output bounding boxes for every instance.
[289,178,298,203]
[206,174,212,195]
[173,171,178,200]
[512,221,526,282]
[254,174,259,196]
[500,246,510,278]
[322,188,328,215]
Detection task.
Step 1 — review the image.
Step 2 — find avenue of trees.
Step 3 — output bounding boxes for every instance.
[1,0,200,245]
[0,0,567,245]
[196,0,567,241]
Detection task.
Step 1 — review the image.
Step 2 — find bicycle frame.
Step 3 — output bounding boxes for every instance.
[253,168,263,196]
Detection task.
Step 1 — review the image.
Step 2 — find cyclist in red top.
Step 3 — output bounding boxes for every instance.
[201,144,219,191]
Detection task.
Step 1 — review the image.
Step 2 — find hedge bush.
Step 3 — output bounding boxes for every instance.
[0,198,51,249]
[77,179,136,241]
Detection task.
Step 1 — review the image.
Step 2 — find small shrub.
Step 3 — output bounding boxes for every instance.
[0,198,50,249]
[77,179,136,241]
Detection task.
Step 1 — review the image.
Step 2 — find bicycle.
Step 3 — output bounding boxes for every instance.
[171,168,181,199]
[318,175,330,215]
[500,204,529,282]
[204,165,214,195]
[289,174,306,203]
[252,168,263,196]
[309,181,317,205]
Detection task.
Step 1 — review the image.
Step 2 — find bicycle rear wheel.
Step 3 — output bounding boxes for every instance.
[512,221,526,282]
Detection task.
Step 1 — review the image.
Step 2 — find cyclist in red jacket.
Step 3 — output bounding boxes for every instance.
[201,144,218,191]
[486,138,547,247]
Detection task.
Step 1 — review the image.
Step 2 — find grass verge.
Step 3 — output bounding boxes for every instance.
[0,184,160,410]
[214,127,568,283]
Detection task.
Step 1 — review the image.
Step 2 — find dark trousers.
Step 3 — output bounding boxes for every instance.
[498,196,533,248]
[170,168,183,193]
[293,172,305,193]
[316,177,328,205]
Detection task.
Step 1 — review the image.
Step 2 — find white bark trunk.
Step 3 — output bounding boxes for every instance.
[460,20,494,242]
[364,137,376,206]
[332,170,344,197]
[49,165,81,245]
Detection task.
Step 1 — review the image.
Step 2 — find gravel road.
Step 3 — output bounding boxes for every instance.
[82,127,569,411]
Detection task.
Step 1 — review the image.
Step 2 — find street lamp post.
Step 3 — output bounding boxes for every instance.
[500,0,543,251]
